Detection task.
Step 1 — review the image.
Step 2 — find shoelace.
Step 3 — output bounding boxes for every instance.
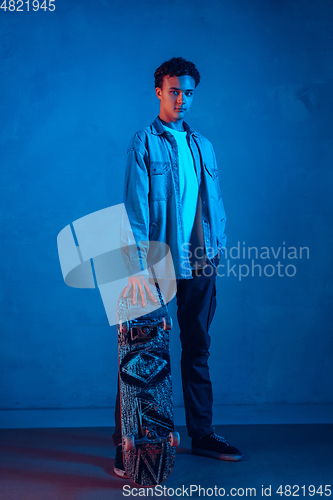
[210,433,230,446]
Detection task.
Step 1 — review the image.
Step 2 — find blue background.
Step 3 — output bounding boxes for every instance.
[0,0,332,415]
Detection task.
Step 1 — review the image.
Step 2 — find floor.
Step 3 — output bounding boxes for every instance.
[0,424,332,499]
[1,404,333,429]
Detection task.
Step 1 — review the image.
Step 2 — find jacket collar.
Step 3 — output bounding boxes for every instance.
[151,115,200,137]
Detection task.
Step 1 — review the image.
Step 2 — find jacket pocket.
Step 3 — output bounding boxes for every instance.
[204,162,219,180]
[149,161,173,201]
[204,162,221,200]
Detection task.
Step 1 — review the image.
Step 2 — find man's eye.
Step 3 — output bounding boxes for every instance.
[186,92,193,97]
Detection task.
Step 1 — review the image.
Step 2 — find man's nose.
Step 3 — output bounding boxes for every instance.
[177,93,185,104]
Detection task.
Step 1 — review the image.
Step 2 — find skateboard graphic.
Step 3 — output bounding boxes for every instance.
[117,282,180,486]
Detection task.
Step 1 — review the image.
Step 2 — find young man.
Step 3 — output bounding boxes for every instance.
[113,57,243,477]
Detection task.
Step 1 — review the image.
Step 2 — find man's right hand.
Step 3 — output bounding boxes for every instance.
[121,275,158,308]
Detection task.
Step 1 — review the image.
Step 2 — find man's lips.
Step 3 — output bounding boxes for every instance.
[176,108,186,111]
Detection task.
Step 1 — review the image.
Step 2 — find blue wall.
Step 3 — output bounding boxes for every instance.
[1,0,332,413]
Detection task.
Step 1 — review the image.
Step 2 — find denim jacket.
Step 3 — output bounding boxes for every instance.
[120,115,227,280]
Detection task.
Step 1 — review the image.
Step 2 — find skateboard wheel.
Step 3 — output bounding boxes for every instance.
[124,434,135,451]
[168,431,180,447]
[163,317,173,331]
[119,321,128,335]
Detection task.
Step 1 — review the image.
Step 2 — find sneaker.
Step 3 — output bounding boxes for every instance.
[192,433,243,461]
[114,445,128,478]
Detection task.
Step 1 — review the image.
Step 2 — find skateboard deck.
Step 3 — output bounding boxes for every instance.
[117,282,180,486]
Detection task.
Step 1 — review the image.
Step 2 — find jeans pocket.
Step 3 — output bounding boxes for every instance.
[207,283,217,331]
[149,220,159,240]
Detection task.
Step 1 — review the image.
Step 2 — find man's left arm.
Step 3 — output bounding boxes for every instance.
[211,145,227,258]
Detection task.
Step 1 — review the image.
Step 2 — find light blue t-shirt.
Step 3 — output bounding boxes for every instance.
[163,124,206,268]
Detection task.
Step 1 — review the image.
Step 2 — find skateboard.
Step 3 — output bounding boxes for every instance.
[117,281,180,486]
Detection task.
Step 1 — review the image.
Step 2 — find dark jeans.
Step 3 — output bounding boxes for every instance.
[112,260,218,446]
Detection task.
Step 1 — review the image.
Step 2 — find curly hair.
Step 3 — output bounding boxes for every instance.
[154,56,201,89]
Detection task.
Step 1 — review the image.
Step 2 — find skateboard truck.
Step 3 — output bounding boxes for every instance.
[119,317,172,340]
[124,427,180,451]
[131,326,156,342]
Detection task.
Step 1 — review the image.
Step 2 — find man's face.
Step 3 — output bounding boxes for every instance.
[155,75,195,122]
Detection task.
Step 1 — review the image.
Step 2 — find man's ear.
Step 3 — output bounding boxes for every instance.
[155,87,162,100]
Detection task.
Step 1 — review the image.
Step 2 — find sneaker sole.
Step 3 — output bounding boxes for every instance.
[192,448,243,461]
[114,467,128,478]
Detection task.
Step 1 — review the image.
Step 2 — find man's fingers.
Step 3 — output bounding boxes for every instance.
[122,277,159,308]
[137,280,146,308]
[132,280,138,305]
[144,281,158,303]
[122,282,131,298]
